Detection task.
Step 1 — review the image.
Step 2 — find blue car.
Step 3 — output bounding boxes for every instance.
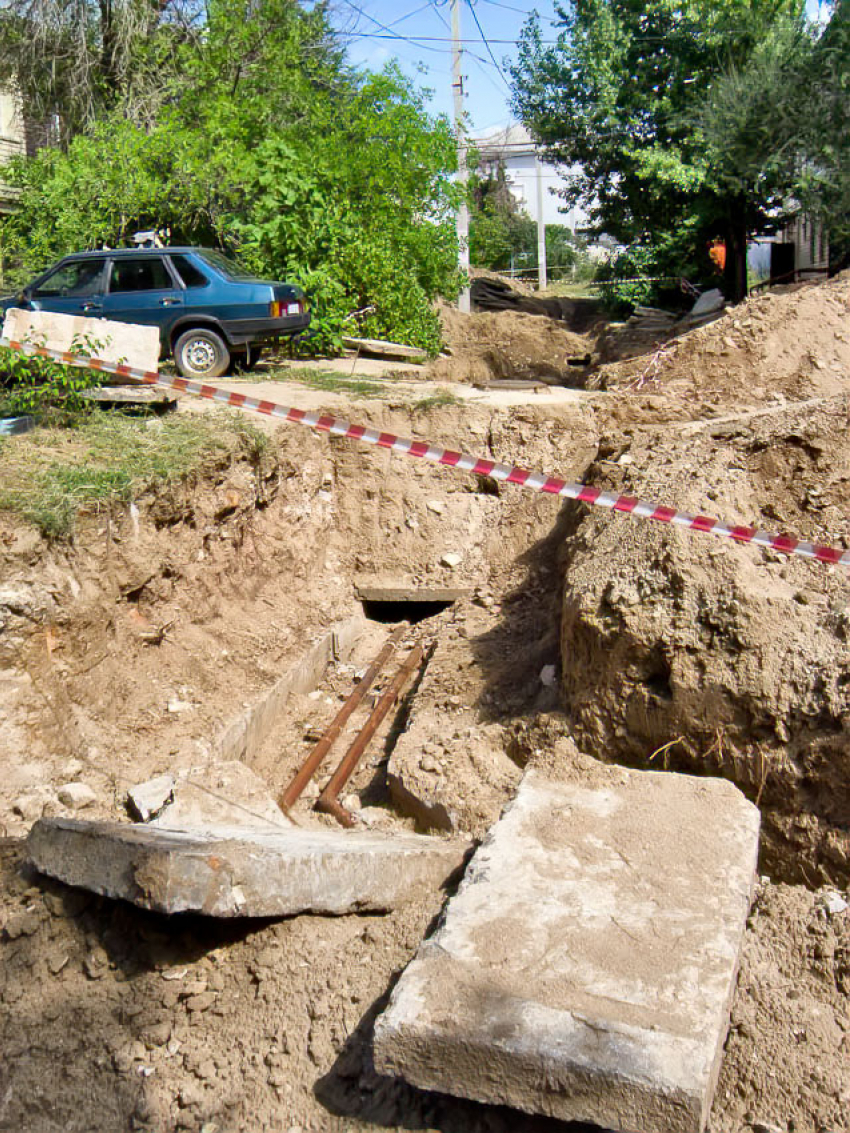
[3,247,310,378]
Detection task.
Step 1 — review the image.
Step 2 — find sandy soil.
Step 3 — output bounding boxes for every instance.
[1,275,849,1132]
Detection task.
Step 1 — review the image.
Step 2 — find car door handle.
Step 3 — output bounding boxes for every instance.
[159,297,181,307]
[81,302,102,312]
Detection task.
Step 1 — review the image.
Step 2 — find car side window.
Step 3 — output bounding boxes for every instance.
[109,257,172,293]
[33,259,106,298]
[168,255,210,289]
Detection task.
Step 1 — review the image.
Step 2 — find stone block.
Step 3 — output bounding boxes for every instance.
[374,766,760,1133]
[27,818,469,917]
[3,307,160,373]
[147,762,291,830]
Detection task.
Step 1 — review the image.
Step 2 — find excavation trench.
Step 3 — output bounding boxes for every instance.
[0,382,848,1132]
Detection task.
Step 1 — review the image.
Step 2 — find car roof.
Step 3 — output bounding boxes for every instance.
[63,247,208,259]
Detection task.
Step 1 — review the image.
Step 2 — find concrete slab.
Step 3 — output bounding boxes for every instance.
[374,766,760,1133]
[26,818,469,917]
[3,308,160,373]
[129,762,292,830]
[354,576,472,604]
[353,580,473,607]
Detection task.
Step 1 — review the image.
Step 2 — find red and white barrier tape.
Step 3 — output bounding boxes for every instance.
[3,335,849,568]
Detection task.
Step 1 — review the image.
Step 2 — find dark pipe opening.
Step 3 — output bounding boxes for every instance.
[362,599,454,625]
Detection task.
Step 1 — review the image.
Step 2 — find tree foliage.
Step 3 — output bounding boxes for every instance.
[511,0,820,300]
[0,0,461,352]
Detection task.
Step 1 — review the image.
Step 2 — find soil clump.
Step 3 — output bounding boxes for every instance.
[429,302,594,386]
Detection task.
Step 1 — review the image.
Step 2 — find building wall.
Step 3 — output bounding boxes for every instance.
[0,88,25,159]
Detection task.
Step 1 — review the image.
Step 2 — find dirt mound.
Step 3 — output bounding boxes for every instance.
[430,303,593,386]
[595,274,850,407]
[558,397,850,886]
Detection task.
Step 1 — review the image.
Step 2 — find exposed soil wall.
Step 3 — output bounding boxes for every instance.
[559,398,850,886]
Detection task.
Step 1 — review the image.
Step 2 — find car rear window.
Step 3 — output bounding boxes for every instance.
[109,257,172,293]
[33,259,107,298]
[196,249,257,282]
[169,255,210,289]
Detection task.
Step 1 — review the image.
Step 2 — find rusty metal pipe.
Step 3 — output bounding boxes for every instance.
[316,643,425,826]
[278,626,406,811]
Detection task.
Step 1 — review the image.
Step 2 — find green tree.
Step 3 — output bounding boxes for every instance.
[0,0,461,352]
[511,0,809,301]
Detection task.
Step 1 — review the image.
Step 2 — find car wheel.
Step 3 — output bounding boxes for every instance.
[174,328,230,379]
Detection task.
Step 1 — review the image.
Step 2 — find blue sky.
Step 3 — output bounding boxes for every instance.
[327,0,831,134]
[330,0,559,133]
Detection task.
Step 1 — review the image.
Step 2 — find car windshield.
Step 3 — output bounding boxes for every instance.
[195,250,257,282]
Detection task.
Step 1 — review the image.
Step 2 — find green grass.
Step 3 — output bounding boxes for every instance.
[538,281,601,299]
[414,388,461,409]
[0,410,270,538]
[264,366,386,398]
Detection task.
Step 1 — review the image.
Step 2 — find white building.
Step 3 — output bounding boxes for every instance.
[472,123,583,231]
[0,87,25,213]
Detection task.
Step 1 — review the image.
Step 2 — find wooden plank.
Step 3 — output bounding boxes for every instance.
[341,336,428,363]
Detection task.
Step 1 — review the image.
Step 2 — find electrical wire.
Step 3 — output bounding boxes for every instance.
[337,0,446,52]
[388,1,439,29]
[466,0,512,90]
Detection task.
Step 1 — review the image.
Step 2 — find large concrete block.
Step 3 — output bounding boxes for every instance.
[374,767,760,1133]
[26,819,469,917]
[3,307,160,373]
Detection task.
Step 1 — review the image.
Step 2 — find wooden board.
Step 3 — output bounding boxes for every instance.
[341,335,428,363]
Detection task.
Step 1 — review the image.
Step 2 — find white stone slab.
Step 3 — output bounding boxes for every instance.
[374,767,760,1133]
[27,818,469,917]
[3,307,159,373]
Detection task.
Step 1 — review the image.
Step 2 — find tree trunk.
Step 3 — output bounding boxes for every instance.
[724,212,748,303]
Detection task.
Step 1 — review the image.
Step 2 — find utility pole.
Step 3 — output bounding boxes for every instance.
[451,0,470,313]
[535,155,547,291]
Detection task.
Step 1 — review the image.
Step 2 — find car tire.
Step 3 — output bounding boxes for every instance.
[173,328,230,379]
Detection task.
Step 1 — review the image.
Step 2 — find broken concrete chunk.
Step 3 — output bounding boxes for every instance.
[127,774,175,822]
[354,575,471,604]
[146,762,291,831]
[26,819,469,917]
[57,782,96,810]
[439,552,462,569]
[374,767,760,1133]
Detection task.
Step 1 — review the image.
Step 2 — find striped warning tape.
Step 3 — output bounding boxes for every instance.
[2,335,849,568]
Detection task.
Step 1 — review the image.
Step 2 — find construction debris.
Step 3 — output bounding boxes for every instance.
[26,818,469,917]
[374,766,760,1133]
[2,307,160,373]
[340,335,428,363]
[137,762,292,830]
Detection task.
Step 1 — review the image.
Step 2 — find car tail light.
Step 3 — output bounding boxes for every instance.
[270,299,303,317]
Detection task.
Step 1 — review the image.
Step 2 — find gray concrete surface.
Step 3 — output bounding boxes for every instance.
[27,818,469,917]
[3,308,160,372]
[374,766,760,1133]
[354,576,471,604]
[129,762,292,830]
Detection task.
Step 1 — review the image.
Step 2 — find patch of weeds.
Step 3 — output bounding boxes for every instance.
[0,337,106,422]
[414,388,461,409]
[0,410,270,538]
[266,366,386,398]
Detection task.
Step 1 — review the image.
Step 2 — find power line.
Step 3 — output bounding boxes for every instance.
[337,0,446,52]
[466,0,512,90]
[388,2,439,29]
